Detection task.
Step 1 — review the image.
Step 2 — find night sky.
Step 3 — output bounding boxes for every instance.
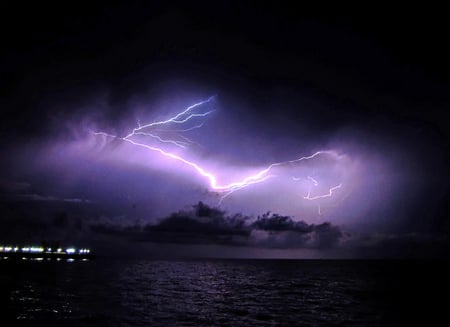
[1,2,449,258]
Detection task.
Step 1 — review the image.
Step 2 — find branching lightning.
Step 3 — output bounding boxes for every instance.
[92,97,343,211]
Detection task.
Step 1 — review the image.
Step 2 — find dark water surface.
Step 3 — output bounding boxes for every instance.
[1,259,449,326]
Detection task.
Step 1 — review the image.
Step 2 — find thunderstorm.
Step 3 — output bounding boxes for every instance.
[92,98,345,209]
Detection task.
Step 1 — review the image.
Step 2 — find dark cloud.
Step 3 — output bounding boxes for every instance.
[1,190,449,258]
[0,181,98,244]
[7,194,90,203]
[252,213,314,233]
[0,180,91,204]
[248,212,343,248]
[87,202,450,257]
[0,206,85,244]
[90,202,344,249]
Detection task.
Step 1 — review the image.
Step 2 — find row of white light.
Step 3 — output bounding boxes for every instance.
[0,246,90,254]
[2,257,87,262]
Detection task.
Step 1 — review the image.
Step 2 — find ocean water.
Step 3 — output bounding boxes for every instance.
[1,259,449,326]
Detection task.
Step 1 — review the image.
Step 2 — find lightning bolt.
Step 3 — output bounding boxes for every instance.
[93,97,343,211]
[304,183,343,201]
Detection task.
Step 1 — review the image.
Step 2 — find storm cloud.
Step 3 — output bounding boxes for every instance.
[90,201,344,249]
[0,2,449,259]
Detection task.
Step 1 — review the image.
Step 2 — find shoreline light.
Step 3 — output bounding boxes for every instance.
[0,245,91,258]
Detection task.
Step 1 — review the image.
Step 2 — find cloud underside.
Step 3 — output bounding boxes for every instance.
[90,202,343,249]
[1,192,448,256]
[89,203,450,257]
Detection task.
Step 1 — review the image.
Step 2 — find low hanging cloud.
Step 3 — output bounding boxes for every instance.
[0,180,91,204]
[0,181,97,243]
[90,202,344,249]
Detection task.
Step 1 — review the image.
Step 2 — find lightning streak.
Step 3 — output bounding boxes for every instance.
[93,97,343,209]
[304,183,343,200]
[123,96,216,139]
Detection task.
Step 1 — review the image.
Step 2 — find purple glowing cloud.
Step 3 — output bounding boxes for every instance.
[91,97,347,213]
